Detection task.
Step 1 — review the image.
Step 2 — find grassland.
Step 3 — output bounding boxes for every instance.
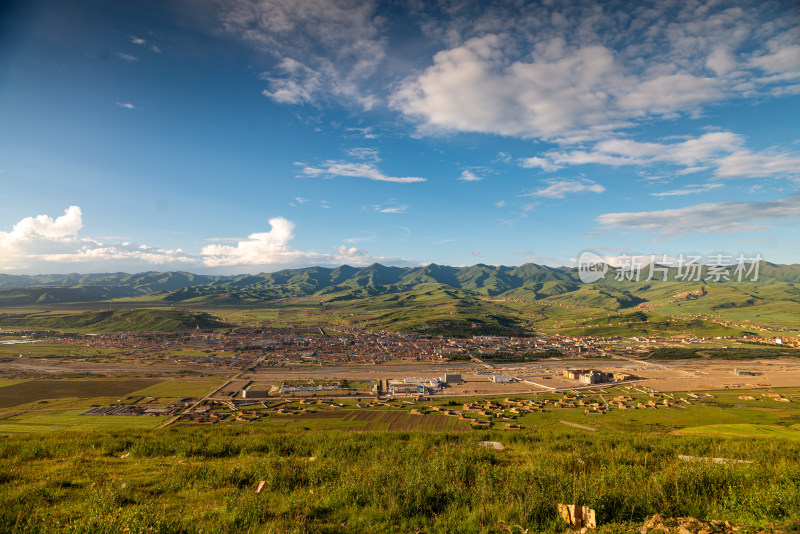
[675,424,800,441]
[1,425,799,533]
[0,408,168,434]
[1,377,799,531]
[255,409,471,432]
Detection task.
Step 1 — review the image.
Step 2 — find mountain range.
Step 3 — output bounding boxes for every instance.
[1,263,799,335]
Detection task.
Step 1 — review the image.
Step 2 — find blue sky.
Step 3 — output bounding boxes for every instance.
[1,0,799,274]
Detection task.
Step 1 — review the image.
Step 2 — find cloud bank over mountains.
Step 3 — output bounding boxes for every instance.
[0,207,407,274]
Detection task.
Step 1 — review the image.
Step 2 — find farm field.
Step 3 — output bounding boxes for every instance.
[0,342,119,359]
[128,377,229,399]
[0,378,161,409]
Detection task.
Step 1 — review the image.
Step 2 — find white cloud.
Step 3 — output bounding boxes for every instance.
[118,53,138,62]
[129,35,161,54]
[391,35,731,141]
[300,160,426,183]
[201,217,408,268]
[494,200,506,208]
[116,102,135,109]
[221,0,385,109]
[749,43,800,79]
[714,150,800,179]
[458,170,482,182]
[260,58,323,105]
[372,201,408,214]
[597,194,800,236]
[520,157,562,172]
[651,183,723,197]
[217,1,799,143]
[1,206,83,243]
[617,73,723,114]
[391,2,800,142]
[525,178,605,199]
[346,147,380,161]
[333,245,364,257]
[534,131,800,180]
[0,206,194,272]
[550,132,744,168]
[201,217,298,266]
[0,207,414,273]
[345,126,379,139]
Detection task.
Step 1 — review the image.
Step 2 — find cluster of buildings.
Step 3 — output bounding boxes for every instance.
[562,368,636,385]
[31,322,797,370]
[44,326,610,366]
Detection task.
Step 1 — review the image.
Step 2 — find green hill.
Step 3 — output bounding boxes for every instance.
[0,309,230,332]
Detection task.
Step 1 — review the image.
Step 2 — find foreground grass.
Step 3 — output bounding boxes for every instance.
[675,423,800,441]
[2,427,799,533]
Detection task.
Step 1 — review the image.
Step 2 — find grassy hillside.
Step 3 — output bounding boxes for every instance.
[1,426,798,533]
[0,308,230,332]
[2,263,800,335]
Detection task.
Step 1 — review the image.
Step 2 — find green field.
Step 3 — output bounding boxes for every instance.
[0,408,168,433]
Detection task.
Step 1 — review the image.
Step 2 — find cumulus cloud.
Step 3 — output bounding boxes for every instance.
[200,217,298,266]
[525,178,606,199]
[0,207,414,273]
[391,2,800,142]
[0,206,194,272]
[0,206,83,248]
[597,194,800,236]
[217,0,799,142]
[201,217,407,268]
[116,102,135,109]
